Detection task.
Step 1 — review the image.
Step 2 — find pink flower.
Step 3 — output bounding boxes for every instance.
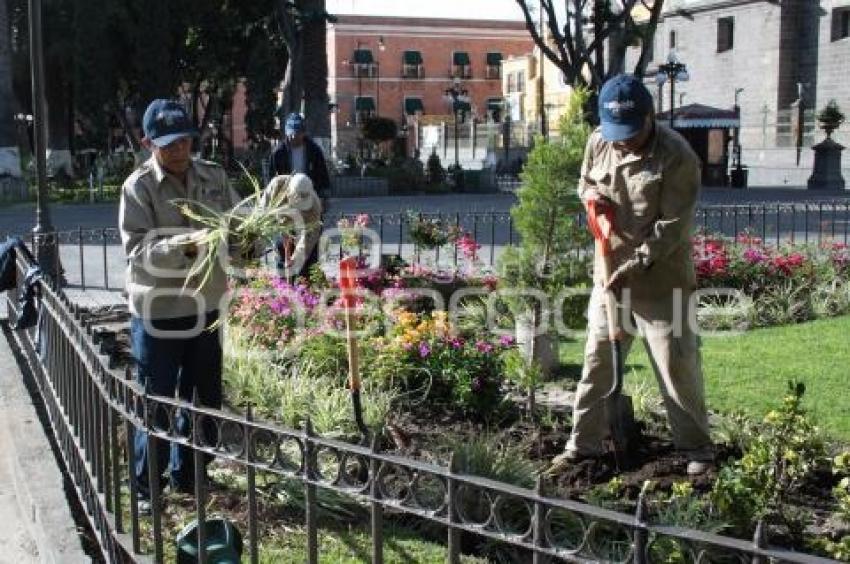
[475,341,495,354]
[448,337,464,349]
[456,233,481,262]
[499,335,515,347]
[355,214,370,228]
[743,248,768,264]
[418,341,431,358]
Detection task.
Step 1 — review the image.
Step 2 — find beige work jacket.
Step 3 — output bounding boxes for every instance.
[578,124,701,299]
[119,157,240,319]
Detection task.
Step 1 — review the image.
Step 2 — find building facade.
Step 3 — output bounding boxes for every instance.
[501,48,573,137]
[327,15,533,160]
[635,0,850,185]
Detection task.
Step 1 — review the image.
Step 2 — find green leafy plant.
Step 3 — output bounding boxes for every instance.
[498,88,592,370]
[441,434,540,488]
[426,150,445,185]
[653,481,728,532]
[406,212,458,249]
[711,380,826,540]
[501,348,543,414]
[362,116,398,144]
[817,99,845,127]
[586,476,628,510]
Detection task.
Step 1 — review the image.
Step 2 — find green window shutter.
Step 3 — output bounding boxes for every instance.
[403,50,423,65]
[404,98,425,115]
[355,97,375,111]
[453,51,470,66]
[353,49,373,64]
[486,52,502,66]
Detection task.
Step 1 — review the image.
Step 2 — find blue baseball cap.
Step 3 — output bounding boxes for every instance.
[284,113,305,135]
[142,99,198,147]
[598,74,653,142]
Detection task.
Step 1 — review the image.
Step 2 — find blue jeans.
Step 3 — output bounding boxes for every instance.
[130,311,222,498]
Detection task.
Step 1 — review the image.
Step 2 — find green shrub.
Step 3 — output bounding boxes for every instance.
[711,381,827,539]
[426,151,445,185]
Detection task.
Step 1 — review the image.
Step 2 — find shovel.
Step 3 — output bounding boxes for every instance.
[586,199,636,468]
[339,257,370,443]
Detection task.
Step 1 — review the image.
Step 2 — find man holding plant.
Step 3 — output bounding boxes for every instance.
[554,75,714,476]
[119,99,241,510]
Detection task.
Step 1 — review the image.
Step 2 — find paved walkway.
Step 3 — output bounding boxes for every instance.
[0,321,91,563]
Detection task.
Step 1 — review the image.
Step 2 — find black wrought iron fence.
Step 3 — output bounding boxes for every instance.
[3,201,849,294]
[4,242,839,563]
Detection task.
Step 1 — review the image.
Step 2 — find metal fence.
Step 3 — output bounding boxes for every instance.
[4,241,842,563]
[5,202,848,294]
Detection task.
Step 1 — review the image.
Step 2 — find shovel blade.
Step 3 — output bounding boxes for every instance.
[606,392,636,462]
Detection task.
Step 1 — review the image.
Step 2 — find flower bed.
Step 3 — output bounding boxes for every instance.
[694,233,850,328]
[219,221,850,560]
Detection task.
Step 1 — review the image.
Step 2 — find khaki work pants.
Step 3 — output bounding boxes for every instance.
[566,286,712,457]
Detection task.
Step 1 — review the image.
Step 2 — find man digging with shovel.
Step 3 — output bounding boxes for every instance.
[550,75,714,476]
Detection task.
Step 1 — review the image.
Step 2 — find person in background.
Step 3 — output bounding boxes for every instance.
[270,113,330,273]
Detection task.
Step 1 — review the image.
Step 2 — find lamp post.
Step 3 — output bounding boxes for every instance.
[730,87,747,187]
[376,36,385,117]
[444,78,470,169]
[656,51,689,130]
[28,0,57,279]
[733,87,744,168]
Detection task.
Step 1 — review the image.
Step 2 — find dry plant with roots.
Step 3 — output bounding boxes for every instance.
[171,168,320,291]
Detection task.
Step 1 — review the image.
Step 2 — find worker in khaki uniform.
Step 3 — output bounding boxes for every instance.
[119,99,242,511]
[260,173,323,279]
[556,75,713,476]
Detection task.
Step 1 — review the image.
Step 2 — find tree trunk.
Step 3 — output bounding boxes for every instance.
[301,0,330,142]
[277,0,302,116]
[45,55,72,178]
[0,0,23,178]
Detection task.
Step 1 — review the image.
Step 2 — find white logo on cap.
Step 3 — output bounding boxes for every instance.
[604,100,635,117]
[156,109,184,126]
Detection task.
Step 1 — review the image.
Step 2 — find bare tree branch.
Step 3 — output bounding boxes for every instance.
[516,0,664,91]
[633,0,664,78]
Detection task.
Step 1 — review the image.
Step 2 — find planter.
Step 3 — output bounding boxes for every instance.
[515,312,557,377]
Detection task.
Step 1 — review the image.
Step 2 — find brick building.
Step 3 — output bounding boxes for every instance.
[326,15,533,161]
[632,0,850,185]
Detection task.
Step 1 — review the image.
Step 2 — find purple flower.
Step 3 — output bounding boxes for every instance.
[448,337,464,349]
[743,248,768,264]
[475,341,495,354]
[498,335,515,347]
[418,341,431,358]
[269,297,291,315]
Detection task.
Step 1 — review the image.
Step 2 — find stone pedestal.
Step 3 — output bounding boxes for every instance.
[807,137,845,191]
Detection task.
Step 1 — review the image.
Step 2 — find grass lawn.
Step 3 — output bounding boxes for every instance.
[559,315,850,442]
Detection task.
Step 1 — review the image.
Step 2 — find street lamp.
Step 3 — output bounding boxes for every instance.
[732,87,744,168]
[28,0,57,280]
[444,78,470,169]
[656,51,689,129]
[376,36,385,117]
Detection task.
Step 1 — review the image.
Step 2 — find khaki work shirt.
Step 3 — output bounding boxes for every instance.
[578,123,701,299]
[119,157,240,319]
